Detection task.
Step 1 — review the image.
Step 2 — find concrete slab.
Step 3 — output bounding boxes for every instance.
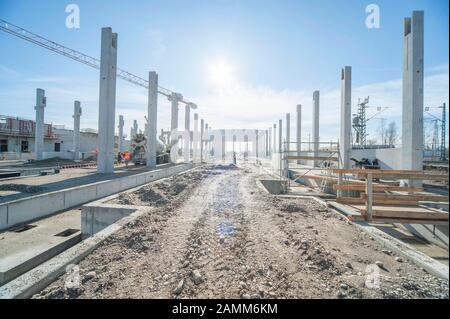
[0,209,81,286]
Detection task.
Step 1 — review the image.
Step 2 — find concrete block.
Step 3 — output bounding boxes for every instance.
[120,175,138,190]
[63,184,98,208]
[0,205,7,229]
[81,204,137,237]
[8,192,65,226]
[96,180,120,198]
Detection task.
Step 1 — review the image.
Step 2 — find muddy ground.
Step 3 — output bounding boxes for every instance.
[34,163,448,299]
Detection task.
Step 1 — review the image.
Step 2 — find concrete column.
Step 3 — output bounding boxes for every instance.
[169,92,183,142]
[204,123,209,159]
[273,124,277,154]
[118,115,124,152]
[97,27,118,174]
[255,130,259,159]
[73,101,82,160]
[147,71,158,168]
[200,119,204,162]
[296,104,301,158]
[265,129,269,157]
[312,91,320,166]
[340,67,352,169]
[278,120,282,153]
[34,88,46,160]
[286,113,290,153]
[268,127,272,156]
[193,114,199,162]
[402,11,424,183]
[184,104,190,163]
[132,120,138,140]
[222,130,226,161]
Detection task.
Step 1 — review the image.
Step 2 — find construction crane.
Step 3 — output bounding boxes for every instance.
[0,18,195,106]
[352,96,388,147]
[425,103,447,160]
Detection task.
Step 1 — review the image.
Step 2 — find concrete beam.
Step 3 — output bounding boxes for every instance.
[340,67,352,169]
[118,115,124,152]
[402,11,424,185]
[312,91,320,165]
[34,88,46,161]
[273,123,277,154]
[73,101,81,160]
[97,27,118,173]
[286,113,291,153]
[278,119,282,153]
[146,72,158,168]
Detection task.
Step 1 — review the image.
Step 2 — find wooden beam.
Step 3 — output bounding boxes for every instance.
[361,193,449,202]
[332,169,423,174]
[288,156,338,161]
[337,197,419,206]
[333,184,423,192]
[356,174,448,181]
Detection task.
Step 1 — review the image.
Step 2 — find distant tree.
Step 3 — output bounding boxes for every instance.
[376,119,386,145]
[386,121,398,146]
[367,138,378,146]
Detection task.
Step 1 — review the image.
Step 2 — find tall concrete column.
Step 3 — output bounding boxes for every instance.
[268,127,272,156]
[265,129,269,157]
[97,27,118,173]
[169,92,183,142]
[34,88,46,160]
[286,113,290,153]
[278,120,283,153]
[147,71,158,168]
[200,119,204,162]
[255,130,259,159]
[312,91,320,166]
[402,11,424,182]
[340,67,352,169]
[118,115,124,152]
[273,124,277,154]
[184,104,192,163]
[222,130,226,161]
[205,123,209,159]
[296,104,301,158]
[73,101,82,160]
[132,120,138,140]
[193,113,199,162]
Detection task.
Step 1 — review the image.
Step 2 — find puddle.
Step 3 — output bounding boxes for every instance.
[216,221,236,238]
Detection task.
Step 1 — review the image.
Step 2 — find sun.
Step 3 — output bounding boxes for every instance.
[207,59,234,88]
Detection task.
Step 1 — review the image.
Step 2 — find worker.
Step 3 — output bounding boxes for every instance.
[123,151,131,167]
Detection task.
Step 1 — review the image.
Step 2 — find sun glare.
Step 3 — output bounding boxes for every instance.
[207,60,234,88]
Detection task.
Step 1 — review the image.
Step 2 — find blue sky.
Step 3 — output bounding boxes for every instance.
[0,0,448,143]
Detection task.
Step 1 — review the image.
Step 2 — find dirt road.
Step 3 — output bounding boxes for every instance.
[34,163,448,299]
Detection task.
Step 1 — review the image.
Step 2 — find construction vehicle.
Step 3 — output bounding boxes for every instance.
[131,133,170,165]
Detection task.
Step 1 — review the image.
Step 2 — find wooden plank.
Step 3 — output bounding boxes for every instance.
[357,206,449,220]
[332,169,423,175]
[288,156,338,161]
[362,193,449,202]
[356,174,449,181]
[333,184,423,192]
[337,197,419,206]
[368,217,449,226]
